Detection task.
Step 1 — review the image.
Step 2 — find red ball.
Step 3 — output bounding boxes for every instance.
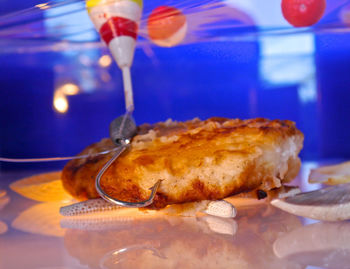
[147,5,187,47]
[281,0,326,27]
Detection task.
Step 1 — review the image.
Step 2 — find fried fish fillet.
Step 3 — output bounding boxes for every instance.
[61,117,303,208]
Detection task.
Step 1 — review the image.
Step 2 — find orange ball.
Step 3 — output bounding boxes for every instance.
[147,6,187,47]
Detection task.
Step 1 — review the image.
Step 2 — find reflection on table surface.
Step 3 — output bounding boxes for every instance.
[0,163,349,269]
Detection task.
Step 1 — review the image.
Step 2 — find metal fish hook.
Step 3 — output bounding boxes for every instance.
[95,112,161,208]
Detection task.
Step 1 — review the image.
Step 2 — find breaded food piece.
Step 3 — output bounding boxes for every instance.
[61,117,303,208]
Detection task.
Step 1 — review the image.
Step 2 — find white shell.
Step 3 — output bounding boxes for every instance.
[271,184,350,221]
[203,200,237,218]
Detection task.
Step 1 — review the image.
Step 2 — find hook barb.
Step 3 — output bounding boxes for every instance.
[95,145,161,208]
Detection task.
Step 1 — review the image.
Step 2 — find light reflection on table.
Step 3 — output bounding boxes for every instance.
[0,162,349,269]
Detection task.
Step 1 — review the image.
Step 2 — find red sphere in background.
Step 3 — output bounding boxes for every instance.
[281,0,326,27]
[147,6,187,47]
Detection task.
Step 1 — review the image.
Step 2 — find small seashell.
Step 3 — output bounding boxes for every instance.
[271,183,350,221]
[203,200,237,218]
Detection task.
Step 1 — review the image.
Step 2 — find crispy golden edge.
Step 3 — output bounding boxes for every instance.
[61,117,303,208]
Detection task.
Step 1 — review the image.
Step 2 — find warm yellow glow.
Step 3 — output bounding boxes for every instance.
[35,3,50,9]
[0,221,8,235]
[60,83,80,95]
[10,171,72,202]
[12,202,68,237]
[225,197,265,207]
[0,189,6,198]
[0,195,9,211]
[53,83,79,113]
[53,92,68,113]
[86,0,143,11]
[98,54,112,67]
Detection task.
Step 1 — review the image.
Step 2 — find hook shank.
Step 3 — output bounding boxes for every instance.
[95,144,161,208]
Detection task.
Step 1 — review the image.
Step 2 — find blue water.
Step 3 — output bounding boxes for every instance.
[1,31,350,170]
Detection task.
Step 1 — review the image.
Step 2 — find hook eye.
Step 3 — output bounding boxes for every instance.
[109,113,137,146]
[114,138,131,146]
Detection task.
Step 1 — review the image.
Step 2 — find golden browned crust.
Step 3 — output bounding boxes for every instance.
[61,117,304,208]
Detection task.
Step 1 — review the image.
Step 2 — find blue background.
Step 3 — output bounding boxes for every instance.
[1,0,350,170]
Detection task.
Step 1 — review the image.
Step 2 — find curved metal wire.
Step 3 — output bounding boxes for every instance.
[95,142,161,208]
[0,148,118,163]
